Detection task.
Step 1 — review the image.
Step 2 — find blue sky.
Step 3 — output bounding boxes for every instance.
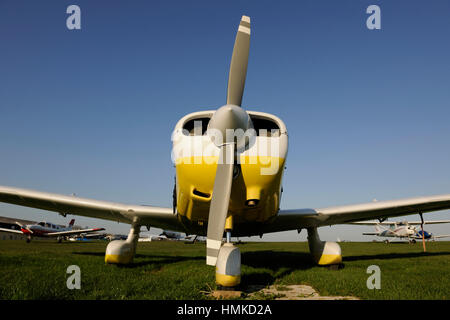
[1,0,449,241]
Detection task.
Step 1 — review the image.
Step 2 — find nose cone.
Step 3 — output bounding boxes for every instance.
[208,104,251,145]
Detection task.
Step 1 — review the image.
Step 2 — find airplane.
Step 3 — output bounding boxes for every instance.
[105,234,128,241]
[68,231,107,241]
[349,219,450,243]
[160,230,185,240]
[161,230,203,242]
[138,230,184,241]
[0,219,105,243]
[139,230,199,242]
[1,15,450,288]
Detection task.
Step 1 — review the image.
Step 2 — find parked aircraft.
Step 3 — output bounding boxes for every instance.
[349,219,450,243]
[160,230,184,240]
[0,219,105,243]
[139,230,199,242]
[1,16,450,287]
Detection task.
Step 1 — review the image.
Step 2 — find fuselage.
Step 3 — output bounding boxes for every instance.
[21,221,71,236]
[379,225,421,238]
[160,230,183,239]
[172,110,288,235]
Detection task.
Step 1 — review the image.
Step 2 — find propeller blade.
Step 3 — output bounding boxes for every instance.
[206,143,235,266]
[227,15,251,107]
[15,221,33,234]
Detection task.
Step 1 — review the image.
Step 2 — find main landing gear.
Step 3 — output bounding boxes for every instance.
[307,227,342,265]
[103,221,341,286]
[105,218,140,264]
[214,227,343,289]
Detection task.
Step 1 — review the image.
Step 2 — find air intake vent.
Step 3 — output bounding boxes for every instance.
[193,189,211,198]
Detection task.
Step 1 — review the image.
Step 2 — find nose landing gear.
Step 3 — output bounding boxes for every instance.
[215,230,241,288]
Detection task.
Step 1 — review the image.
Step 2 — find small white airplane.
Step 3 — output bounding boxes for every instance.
[140,230,199,242]
[160,230,185,240]
[139,230,185,241]
[1,15,450,288]
[161,230,202,242]
[68,231,107,241]
[0,219,105,243]
[349,219,450,243]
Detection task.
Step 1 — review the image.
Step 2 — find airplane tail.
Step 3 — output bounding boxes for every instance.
[68,219,75,228]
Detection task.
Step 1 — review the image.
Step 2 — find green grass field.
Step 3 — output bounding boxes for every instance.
[0,240,449,300]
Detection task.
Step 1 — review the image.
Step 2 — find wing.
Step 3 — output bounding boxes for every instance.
[316,194,450,226]
[0,227,24,234]
[0,185,183,232]
[403,220,450,225]
[431,234,450,239]
[257,194,450,234]
[346,221,395,226]
[46,227,105,237]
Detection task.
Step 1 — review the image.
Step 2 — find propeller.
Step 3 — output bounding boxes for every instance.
[15,221,33,234]
[205,15,252,266]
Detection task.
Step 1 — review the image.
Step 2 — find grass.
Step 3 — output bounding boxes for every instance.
[0,240,449,300]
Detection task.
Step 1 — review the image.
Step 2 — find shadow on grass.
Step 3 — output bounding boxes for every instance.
[238,250,449,291]
[239,250,317,290]
[344,251,450,262]
[242,250,315,271]
[72,251,204,268]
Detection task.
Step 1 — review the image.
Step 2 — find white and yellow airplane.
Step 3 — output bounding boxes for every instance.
[1,16,450,287]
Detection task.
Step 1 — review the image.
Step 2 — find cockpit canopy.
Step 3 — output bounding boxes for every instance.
[37,222,60,229]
